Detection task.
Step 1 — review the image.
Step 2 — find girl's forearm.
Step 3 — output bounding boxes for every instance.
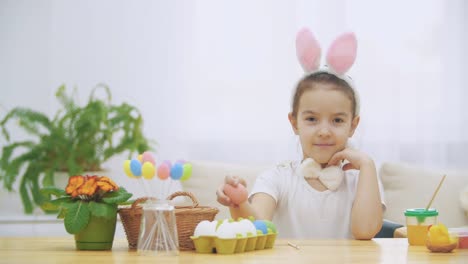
[229,202,259,220]
[351,160,383,240]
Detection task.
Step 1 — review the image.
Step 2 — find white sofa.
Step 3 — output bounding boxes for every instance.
[181,160,468,229]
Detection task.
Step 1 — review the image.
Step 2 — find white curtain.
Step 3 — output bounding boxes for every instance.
[1,0,467,172]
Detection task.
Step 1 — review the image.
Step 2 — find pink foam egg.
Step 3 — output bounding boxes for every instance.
[223,184,248,205]
[142,151,156,165]
[157,163,170,180]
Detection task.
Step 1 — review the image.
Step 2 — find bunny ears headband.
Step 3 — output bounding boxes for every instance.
[295,28,360,116]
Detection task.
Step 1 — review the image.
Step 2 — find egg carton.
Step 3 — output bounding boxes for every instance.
[191,232,277,254]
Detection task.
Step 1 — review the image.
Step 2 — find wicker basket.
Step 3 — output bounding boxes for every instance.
[118,191,219,250]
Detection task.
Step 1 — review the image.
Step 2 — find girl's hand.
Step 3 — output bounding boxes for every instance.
[327,148,373,171]
[216,175,247,208]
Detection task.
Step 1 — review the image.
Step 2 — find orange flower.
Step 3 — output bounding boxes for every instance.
[76,176,98,196]
[96,176,119,192]
[65,176,85,197]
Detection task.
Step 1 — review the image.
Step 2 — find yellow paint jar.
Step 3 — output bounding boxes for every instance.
[404,208,438,246]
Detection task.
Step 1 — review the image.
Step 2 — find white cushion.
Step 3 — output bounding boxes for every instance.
[180,160,270,220]
[380,162,468,227]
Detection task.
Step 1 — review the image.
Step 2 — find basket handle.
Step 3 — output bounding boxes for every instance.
[131,196,157,210]
[166,191,199,208]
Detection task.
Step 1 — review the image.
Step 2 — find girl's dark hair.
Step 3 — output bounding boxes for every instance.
[290,72,357,118]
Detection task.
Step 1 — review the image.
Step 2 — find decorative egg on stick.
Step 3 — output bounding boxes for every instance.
[157,163,170,180]
[180,163,193,182]
[141,151,156,165]
[123,152,193,199]
[123,157,152,196]
[170,162,184,180]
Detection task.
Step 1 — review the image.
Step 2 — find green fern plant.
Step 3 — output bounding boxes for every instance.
[0,84,154,214]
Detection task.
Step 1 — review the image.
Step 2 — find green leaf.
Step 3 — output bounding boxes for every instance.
[102,188,132,204]
[19,176,33,214]
[88,201,117,219]
[57,207,66,219]
[64,201,90,234]
[0,107,52,137]
[40,187,66,197]
[42,197,73,211]
[55,200,74,219]
[42,170,55,187]
[55,84,77,113]
[30,172,47,206]
[40,202,59,212]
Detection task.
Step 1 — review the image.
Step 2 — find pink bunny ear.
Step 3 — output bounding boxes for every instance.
[326,32,357,75]
[296,28,321,73]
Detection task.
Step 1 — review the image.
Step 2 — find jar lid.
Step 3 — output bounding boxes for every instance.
[404,208,438,217]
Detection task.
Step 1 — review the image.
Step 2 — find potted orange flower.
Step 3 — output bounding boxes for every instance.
[41,175,132,250]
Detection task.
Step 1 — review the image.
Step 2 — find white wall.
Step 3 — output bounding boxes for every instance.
[1,0,467,228]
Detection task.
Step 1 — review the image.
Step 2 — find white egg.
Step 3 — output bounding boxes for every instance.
[193,220,217,237]
[238,219,257,236]
[230,222,246,237]
[216,222,237,239]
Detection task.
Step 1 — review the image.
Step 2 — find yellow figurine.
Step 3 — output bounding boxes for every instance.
[426,223,458,253]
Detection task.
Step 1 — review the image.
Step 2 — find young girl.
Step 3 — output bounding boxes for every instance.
[216,28,384,240]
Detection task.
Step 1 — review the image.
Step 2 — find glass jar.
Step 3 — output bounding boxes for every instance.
[404,208,438,246]
[137,200,179,255]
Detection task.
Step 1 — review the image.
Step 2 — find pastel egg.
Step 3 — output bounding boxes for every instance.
[264,220,277,233]
[141,151,156,165]
[163,160,172,168]
[253,220,268,234]
[170,162,184,180]
[157,163,170,180]
[180,163,192,181]
[123,160,135,178]
[223,184,248,205]
[142,162,155,179]
[130,159,142,177]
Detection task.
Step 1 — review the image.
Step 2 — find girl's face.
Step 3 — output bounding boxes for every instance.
[288,84,360,165]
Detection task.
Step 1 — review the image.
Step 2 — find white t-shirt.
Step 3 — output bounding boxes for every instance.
[249,160,386,239]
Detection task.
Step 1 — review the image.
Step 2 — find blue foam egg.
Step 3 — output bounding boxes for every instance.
[253,220,268,234]
[170,162,184,180]
[130,158,142,177]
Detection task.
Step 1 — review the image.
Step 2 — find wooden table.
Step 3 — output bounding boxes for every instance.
[0,237,467,263]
